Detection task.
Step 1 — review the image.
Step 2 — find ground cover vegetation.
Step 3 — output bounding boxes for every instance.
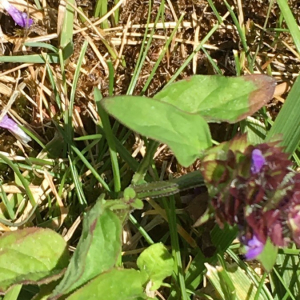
[0,0,299,299]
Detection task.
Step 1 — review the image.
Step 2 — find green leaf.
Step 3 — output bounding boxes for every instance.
[49,201,122,299]
[270,249,300,299]
[0,228,69,293]
[185,224,238,291]
[266,75,300,154]
[123,187,144,209]
[155,75,276,123]
[2,284,22,300]
[257,238,278,273]
[205,263,236,300]
[66,269,148,300]
[205,262,266,300]
[59,0,75,50]
[277,0,300,54]
[241,117,266,144]
[0,53,60,64]
[101,96,212,167]
[137,243,174,291]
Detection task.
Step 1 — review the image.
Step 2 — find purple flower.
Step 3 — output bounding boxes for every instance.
[243,234,264,260]
[251,149,265,174]
[0,114,31,144]
[1,0,33,27]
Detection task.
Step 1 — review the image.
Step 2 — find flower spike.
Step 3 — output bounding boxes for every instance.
[200,134,300,259]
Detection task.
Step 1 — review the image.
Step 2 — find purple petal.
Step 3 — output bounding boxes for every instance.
[244,234,264,260]
[251,149,265,174]
[2,0,33,27]
[0,114,31,144]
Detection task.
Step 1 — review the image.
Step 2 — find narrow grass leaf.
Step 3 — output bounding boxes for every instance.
[0,53,60,64]
[59,0,75,50]
[277,0,300,54]
[185,224,238,290]
[222,0,252,68]
[241,117,266,144]
[95,88,121,193]
[265,75,300,154]
[205,261,266,300]
[69,40,88,111]
[0,182,15,220]
[94,0,109,28]
[0,154,37,212]
[68,156,87,206]
[270,251,300,299]
[164,195,189,300]
[126,0,160,95]
[166,20,223,85]
[227,249,272,300]
[24,42,58,52]
[141,14,185,95]
[205,263,235,300]
[272,268,297,300]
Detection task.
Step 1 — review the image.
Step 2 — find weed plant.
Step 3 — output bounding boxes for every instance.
[0,0,299,299]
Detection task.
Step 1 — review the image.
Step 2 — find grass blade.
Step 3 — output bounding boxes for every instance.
[277,0,300,55]
[265,76,300,154]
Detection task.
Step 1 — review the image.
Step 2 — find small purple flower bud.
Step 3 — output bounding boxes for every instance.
[244,234,264,260]
[251,149,265,174]
[1,0,33,28]
[0,114,31,144]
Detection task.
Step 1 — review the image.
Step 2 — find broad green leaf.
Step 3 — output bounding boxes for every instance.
[66,269,148,300]
[101,96,212,167]
[155,75,276,123]
[137,243,174,291]
[0,228,69,293]
[49,201,122,300]
[257,238,278,273]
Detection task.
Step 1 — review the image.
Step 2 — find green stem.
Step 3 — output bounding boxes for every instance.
[129,214,154,245]
[133,171,204,199]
